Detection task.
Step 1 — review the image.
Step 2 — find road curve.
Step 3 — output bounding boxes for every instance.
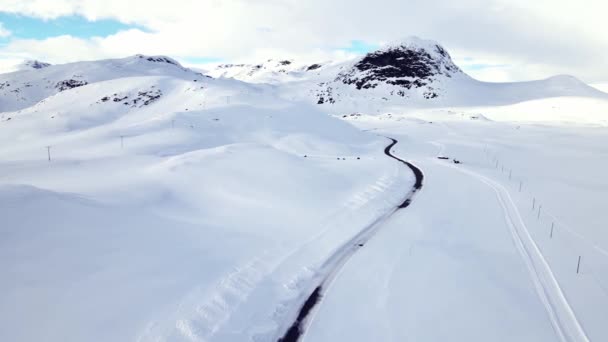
[277,137,424,342]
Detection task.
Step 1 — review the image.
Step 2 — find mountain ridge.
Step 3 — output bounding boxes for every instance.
[2,38,607,115]
[199,37,607,110]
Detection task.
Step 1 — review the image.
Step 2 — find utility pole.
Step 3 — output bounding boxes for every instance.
[46,146,51,162]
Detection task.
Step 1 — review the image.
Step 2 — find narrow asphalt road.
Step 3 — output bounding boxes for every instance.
[277,137,424,342]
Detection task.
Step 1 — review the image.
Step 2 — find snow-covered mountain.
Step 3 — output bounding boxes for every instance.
[0,55,202,112]
[18,60,52,70]
[309,38,608,111]
[205,37,608,112]
[307,37,468,107]
[0,59,52,75]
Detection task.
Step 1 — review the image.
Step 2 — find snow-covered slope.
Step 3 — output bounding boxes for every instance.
[0,54,411,342]
[304,112,608,342]
[20,60,52,70]
[592,82,608,93]
[0,55,202,112]
[0,59,52,75]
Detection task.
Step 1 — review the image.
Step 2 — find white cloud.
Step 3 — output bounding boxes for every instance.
[0,0,606,82]
[0,57,24,74]
[2,35,107,62]
[0,22,11,37]
[591,83,608,94]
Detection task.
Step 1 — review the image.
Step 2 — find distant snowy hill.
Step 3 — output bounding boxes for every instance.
[205,59,332,84]
[0,59,51,75]
[0,55,201,112]
[19,60,52,70]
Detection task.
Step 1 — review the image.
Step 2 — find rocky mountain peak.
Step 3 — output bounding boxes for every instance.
[20,60,52,70]
[338,37,462,91]
[133,54,183,67]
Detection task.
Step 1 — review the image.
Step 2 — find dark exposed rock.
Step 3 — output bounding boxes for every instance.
[217,63,248,69]
[307,64,322,71]
[423,91,438,99]
[337,43,460,92]
[315,84,335,104]
[356,50,434,78]
[98,89,162,108]
[134,55,190,72]
[56,79,88,91]
[25,60,51,69]
[138,55,178,66]
[315,39,463,104]
[137,90,162,106]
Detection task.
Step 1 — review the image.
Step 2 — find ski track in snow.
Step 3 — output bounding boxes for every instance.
[432,150,589,342]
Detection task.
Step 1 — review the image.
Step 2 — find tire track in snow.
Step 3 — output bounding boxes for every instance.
[276,137,424,342]
[435,158,589,342]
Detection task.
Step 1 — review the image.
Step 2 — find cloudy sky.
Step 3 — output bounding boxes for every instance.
[0,0,606,83]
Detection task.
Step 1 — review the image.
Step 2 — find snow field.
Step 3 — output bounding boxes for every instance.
[337,113,608,341]
[0,59,411,342]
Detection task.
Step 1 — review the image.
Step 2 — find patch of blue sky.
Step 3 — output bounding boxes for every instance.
[181,57,224,65]
[463,63,508,71]
[341,40,379,55]
[0,12,148,40]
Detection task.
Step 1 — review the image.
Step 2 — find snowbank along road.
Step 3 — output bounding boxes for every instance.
[277,137,424,342]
